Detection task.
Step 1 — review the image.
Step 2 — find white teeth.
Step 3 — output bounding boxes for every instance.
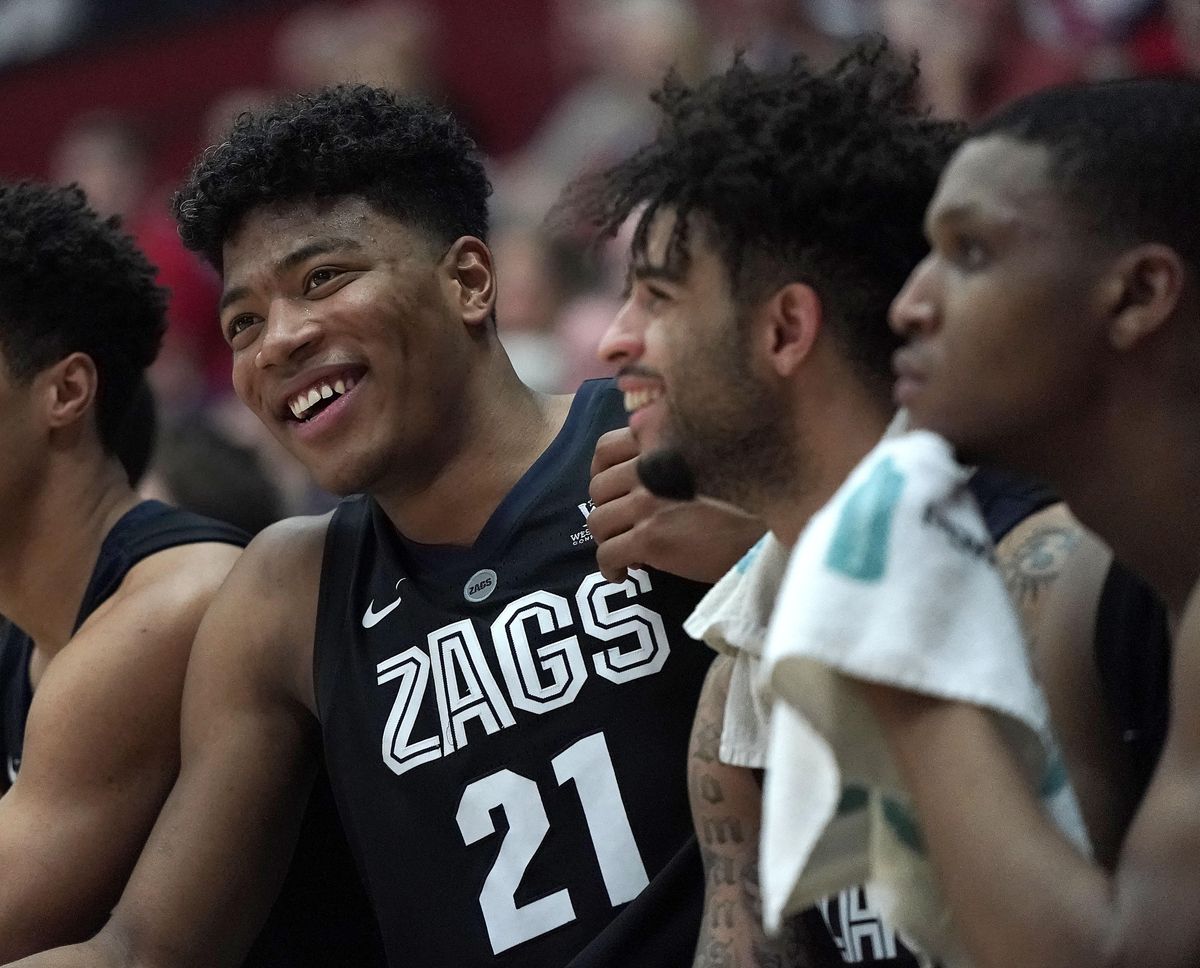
[289,375,357,420]
[623,388,661,413]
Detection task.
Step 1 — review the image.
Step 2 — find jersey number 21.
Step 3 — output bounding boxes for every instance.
[457,731,648,954]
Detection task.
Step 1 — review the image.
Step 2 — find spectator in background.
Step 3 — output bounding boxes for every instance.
[491,221,581,391]
[0,0,83,67]
[48,111,147,221]
[1167,0,1200,69]
[50,111,224,415]
[274,0,440,97]
[140,417,285,537]
[698,0,862,71]
[879,0,1081,118]
[493,0,708,223]
[878,0,1194,121]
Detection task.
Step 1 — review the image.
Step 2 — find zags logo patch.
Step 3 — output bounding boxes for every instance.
[464,569,498,603]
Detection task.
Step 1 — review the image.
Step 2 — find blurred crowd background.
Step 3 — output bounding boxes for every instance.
[2,0,1195,531]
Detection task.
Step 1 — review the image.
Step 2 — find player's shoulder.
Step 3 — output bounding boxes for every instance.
[1174,579,1200,676]
[223,510,335,601]
[184,512,337,713]
[994,500,1080,565]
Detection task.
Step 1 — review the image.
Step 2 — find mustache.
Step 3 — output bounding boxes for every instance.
[616,363,662,381]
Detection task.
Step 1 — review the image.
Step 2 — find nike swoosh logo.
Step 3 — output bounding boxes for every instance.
[362,579,408,629]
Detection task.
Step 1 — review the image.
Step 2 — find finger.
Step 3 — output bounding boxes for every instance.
[586,490,656,544]
[590,426,640,478]
[589,456,643,508]
[594,525,646,584]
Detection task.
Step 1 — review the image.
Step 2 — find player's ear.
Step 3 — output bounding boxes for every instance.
[42,352,98,430]
[1104,243,1185,351]
[444,236,496,328]
[761,282,821,378]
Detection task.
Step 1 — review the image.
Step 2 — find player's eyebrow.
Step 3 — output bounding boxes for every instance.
[926,200,1021,237]
[926,202,975,237]
[220,237,364,313]
[630,261,684,284]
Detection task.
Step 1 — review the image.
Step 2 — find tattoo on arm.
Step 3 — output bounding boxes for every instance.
[1000,523,1080,609]
[692,714,722,765]
[689,660,832,967]
[695,937,736,968]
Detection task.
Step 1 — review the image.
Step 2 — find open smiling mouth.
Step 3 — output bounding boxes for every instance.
[623,387,662,414]
[288,375,357,423]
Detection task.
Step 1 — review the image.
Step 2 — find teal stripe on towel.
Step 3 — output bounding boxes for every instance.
[825,456,905,582]
[882,796,927,855]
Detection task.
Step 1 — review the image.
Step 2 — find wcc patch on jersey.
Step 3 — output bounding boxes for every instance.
[313,379,713,968]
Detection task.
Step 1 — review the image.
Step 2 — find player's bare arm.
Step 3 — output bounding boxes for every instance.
[1001,505,1142,867]
[689,655,826,968]
[0,541,241,962]
[863,552,1200,968]
[589,427,764,584]
[7,517,330,968]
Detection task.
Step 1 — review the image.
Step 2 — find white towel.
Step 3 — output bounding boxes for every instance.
[682,412,910,770]
[757,430,1088,967]
[683,533,790,767]
[683,522,936,964]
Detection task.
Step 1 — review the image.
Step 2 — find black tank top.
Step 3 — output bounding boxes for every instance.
[0,501,386,968]
[313,379,713,966]
[1094,559,1171,798]
[0,501,247,790]
[964,471,1173,795]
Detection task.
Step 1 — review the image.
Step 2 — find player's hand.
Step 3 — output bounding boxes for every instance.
[588,427,765,585]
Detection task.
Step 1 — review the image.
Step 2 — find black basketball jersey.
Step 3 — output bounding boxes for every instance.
[0,501,247,792]
[1094,560,1171,799]
[314,379,714,966]
[0,500,387,968]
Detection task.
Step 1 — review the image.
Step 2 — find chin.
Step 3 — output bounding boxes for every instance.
[932,429,996,470]
[309,459,376,499]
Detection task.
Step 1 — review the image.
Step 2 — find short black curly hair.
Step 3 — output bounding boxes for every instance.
[571,41,962,400]
[974,76,1200,272]
[0,181,167,459]
[174,85,492,270]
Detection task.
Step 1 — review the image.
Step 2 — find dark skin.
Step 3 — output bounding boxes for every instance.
[6,201,579,968]
[9,197,763,968]
[688,655,834,968]
[0,351,242,962]
[590,206,1142,968]
[588,426,764,585]
[875,135,1200,968]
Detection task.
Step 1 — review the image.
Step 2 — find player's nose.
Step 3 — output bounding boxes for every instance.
[255,299,322,370]
[890,254,940,338]
[597,298,646,367]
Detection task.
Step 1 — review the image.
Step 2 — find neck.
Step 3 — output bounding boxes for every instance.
[0,454,138,655]
[1044,392,1200,615]
[762,387,892,549]
[373,352,572,546]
